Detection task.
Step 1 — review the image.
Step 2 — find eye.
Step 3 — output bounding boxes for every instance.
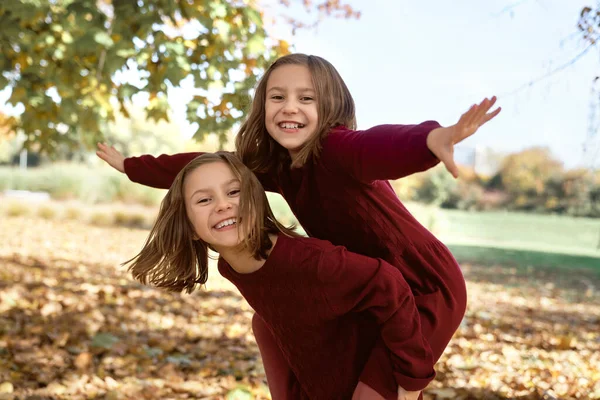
[196,197,210,204]
[228,189,240,196]
[300,96,314,101]
[270,95,284,100]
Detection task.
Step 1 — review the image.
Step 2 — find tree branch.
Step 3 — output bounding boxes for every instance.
[498,44,595,98]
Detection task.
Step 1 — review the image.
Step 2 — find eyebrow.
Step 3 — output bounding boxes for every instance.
[267,86,315,93]
[189,178,240,200]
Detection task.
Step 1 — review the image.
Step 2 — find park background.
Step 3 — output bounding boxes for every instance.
[1,0,599,399]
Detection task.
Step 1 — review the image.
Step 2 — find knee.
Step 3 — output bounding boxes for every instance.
[352,382,386,400]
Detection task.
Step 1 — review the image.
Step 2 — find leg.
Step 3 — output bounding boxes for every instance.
[252,313,303,400]
[357,286,465,400]
[352,382,386,400]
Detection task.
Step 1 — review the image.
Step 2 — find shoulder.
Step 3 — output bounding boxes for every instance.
[277,234,336,257]
[321,125,360,154]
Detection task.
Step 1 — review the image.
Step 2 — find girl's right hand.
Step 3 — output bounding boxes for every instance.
[96,142,125,173]
[426,96,501,178]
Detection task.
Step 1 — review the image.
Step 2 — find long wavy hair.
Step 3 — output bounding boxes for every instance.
[236,53,356,172]
[124,152,298,294]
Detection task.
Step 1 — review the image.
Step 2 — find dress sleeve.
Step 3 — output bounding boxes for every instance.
[322,122,441,183]
[317,246,435,391]
[123,152,280,192]
[124,152,202,189]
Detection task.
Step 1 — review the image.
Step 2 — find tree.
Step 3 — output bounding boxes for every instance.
[500,147,564,196]
[0,0,359,154]
[103,103,187,157]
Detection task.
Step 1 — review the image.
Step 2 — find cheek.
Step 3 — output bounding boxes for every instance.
[264,105,276,121]
[187,210,210,239]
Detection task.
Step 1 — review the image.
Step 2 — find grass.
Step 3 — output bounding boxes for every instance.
[398,202,600,257]
[266,195,600,270]
[0,164,165,205]
[448,245,600,273]
[2,164,599,270]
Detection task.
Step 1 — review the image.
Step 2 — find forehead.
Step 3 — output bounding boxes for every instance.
[267,64,313,88]
[184,161,236,190]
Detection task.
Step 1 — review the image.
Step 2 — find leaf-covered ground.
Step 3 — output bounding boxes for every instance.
[1,216,599,400]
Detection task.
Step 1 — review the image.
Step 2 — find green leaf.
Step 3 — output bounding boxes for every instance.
[54,48,64,60]
[244,8,262,26]
[143,346,163,358]
[93,31,114,48]
[226,387,253,400]
[165,354,191,366]
[115,48,136,58]
[91,333,120,349]
[210,2,227,18]
[214,19,231,42]
[61,31,73,44]
[246,34,265,55]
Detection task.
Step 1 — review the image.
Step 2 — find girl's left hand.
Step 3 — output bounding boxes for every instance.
[397,386,420,400]
[426,96,501,178]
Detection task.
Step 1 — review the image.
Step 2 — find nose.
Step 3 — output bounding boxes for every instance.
[282,99,299,114]
[215,195,233,213]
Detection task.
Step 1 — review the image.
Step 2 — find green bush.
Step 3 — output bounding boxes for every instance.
[88,211,115,226]
[64,206,83,220]
[5,202,30,217]
[37,205,58,220]
[0,163,166,206]
[113,210,150,229]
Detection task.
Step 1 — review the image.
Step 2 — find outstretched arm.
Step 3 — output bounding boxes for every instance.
[97,142,200,189]
[322,96,500,182]
[97,143,281,192]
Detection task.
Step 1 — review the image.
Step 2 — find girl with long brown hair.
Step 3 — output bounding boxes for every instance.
[126,151,435,400]
[98,53,501,399]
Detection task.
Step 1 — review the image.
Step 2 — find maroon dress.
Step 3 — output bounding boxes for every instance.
[219,234,435,398]
[124,122,468,398]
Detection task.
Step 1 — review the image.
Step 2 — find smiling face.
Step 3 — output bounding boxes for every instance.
[184,161,243,253]
[264,64,319,162]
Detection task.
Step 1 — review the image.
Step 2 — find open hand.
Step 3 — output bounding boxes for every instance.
[96,142,125,173]
[426,96,501,178]
[397,386,420,400]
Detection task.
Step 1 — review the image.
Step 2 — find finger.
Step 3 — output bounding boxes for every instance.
[442,155,460,179]
[482,106,502,124]
[96,150,108,162]
[472,97,492,123]
[460,104,478,125]
[477,96,498,124]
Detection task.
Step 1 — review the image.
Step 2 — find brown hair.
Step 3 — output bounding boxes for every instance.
[124,152,298,294]
[236,53,356,171]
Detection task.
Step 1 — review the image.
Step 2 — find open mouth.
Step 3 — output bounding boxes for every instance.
[278,122,305,129]
[213,218,237,230]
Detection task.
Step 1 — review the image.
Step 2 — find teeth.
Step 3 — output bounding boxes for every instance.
[279,122,304,129]
[215,218,236,229]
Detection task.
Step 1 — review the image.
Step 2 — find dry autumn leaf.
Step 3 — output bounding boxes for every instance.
[1,216,599,399]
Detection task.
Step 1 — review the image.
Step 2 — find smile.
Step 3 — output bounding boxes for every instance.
[278,122,305,129]
[214,218,237,230]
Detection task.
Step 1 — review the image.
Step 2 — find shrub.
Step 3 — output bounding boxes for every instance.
[88,211,114,226]
[64,206,83,221]
[37,205,57,220]
[113,210,150,229]
[4,201,30,217]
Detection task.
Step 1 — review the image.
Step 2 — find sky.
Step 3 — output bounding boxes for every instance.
[168,0,598,169]
[277,0,599,169]
[2,0,599,169]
